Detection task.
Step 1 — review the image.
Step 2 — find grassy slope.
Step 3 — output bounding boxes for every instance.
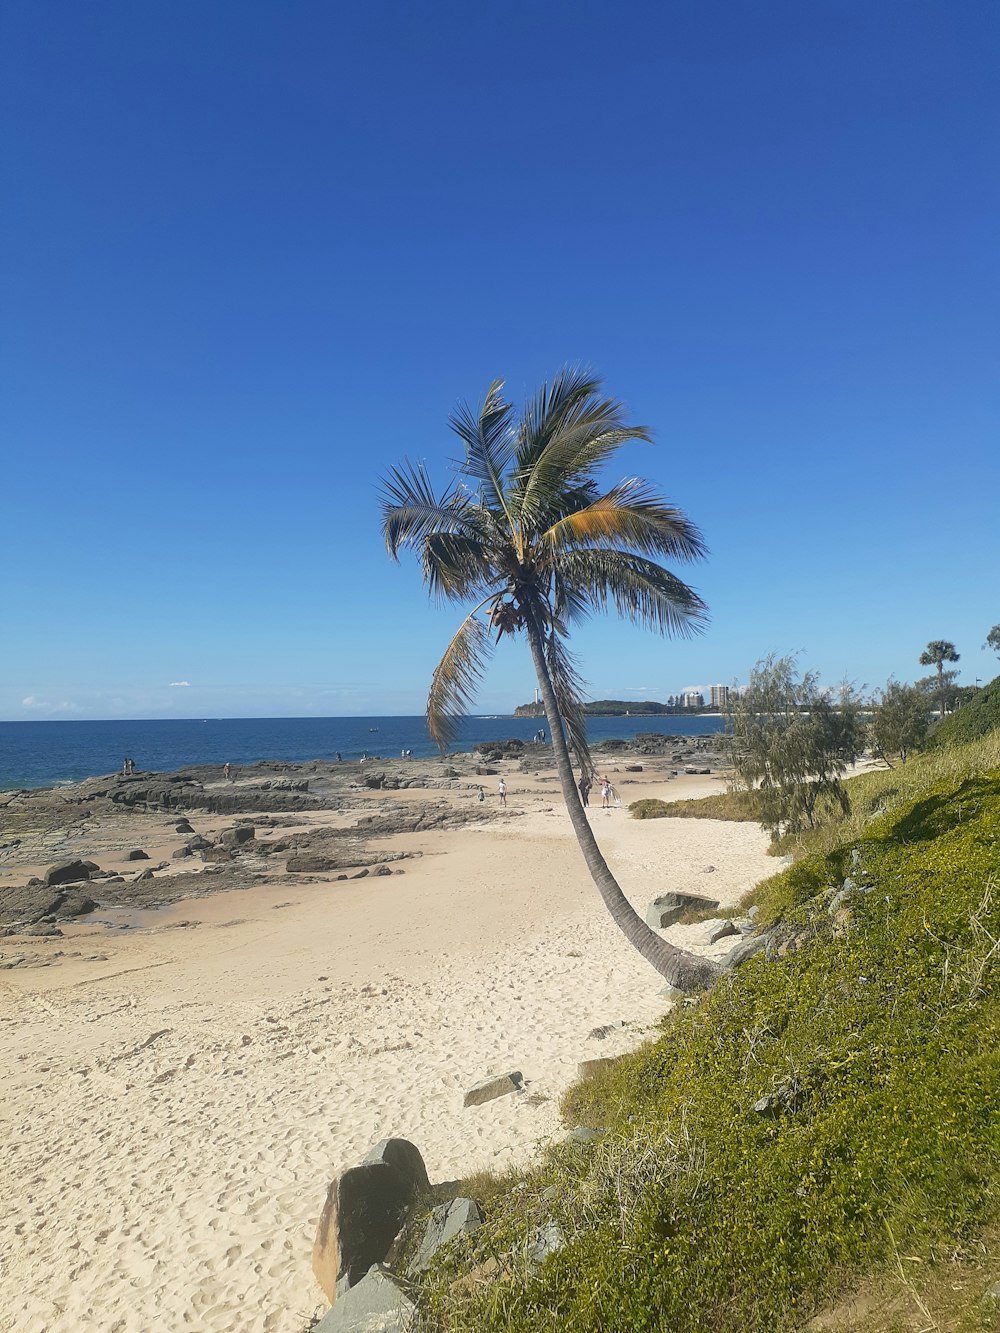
[416,737,1000,1331]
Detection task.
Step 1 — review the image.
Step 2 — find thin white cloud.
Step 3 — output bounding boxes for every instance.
[21,695,80,714]
[168,681,191,687]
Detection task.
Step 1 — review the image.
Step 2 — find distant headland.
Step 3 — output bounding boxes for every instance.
[514,698,721,718]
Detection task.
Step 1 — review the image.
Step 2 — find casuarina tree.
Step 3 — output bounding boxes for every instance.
[919,640,960,717]
[380,369,717,987]
[985,625,1000,660]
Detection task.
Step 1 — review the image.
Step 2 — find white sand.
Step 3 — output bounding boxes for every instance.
[0,774,776,1332]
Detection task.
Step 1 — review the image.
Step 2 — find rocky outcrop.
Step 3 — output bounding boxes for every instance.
[0,884,97,928]
[312,1138,430,1300]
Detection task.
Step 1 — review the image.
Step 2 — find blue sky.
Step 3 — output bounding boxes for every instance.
[3,1,998,720]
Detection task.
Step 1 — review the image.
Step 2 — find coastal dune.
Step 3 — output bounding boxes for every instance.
[1,767,775,1332]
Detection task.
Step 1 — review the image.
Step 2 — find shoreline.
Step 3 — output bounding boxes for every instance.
[0,746,774,1333]
[0,718,728,794]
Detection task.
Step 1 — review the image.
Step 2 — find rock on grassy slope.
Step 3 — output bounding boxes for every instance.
[409,742,1000,1331]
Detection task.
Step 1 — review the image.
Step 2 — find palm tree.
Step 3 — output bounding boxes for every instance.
[380,370,719,989]
[919,640,960,718]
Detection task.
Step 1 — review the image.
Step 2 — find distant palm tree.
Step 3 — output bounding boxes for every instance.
[380,370,718,987]
[919,640,960,717]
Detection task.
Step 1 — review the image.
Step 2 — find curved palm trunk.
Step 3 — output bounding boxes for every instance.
[524,611,720,991]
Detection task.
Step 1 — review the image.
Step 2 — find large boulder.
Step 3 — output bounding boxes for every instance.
[313,1266,416,1332]
[43,860,99,887]
[312,1139,429,1300]
[645,891,720,929]
[220,824,255,848]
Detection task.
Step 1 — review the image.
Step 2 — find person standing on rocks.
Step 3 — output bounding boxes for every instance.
[223,762,231,780]
[498,777,507,807]
[578,774,591,807]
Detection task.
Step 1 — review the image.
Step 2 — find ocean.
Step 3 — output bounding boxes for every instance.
[0,715,727,793]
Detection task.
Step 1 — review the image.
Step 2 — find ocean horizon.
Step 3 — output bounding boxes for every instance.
[0,713,727,792]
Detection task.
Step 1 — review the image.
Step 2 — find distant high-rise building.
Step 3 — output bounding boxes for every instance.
[710,684,729,708]
[682,689,705,709]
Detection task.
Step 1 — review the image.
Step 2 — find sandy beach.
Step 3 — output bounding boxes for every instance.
[1,755,777,1332]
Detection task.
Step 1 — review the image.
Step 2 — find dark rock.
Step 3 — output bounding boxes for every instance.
[55,892,97,919]
[172,846,193,859]
[407,1197,483,1276]
[624,764,643,772]
[645,891,721,928]
[706,919,739,944]
[463,1072,523,1107]
[588,1021,626,1040]
[187,836,211,851]
[220,825,255,848]
[126,850,150,861]
[175,821,194,834]
[44,860,98,887]
[24,923,63,937]
[312,1138,430,1299]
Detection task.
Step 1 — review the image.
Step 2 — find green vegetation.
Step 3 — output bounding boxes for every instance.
[630,790,760,822]
[413,734,1000,1331]
[726,654,865,838]
[929,674,1000,750]
[868,679,930,767]
[919,639,961,718]
[986,625,1000,660]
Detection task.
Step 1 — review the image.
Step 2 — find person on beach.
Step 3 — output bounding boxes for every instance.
[223,762,230,780]
[600,776,611,808]
[498,777,507,807]
[578,774,591,807]
[477,785,485,803]
[336,752,342,762]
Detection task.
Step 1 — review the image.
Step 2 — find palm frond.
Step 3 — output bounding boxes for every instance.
[513,367,606,477]
[511,372,653,530]
[423,532,496,603]
[541,478,707,561]
[448,381,518,520]
[380,460,479,559]
[555,549,709,637]
[426,607,495,750]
